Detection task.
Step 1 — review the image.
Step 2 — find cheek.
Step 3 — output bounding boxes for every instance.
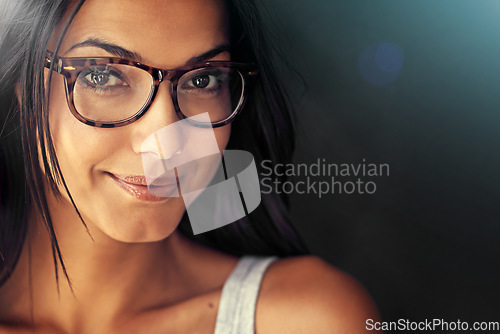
[214,124,231,152]
[48,71,81,151]
[49,73,91,147]
[47,72,120,186]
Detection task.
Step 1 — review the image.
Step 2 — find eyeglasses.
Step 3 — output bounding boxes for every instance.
[44,51,258,128]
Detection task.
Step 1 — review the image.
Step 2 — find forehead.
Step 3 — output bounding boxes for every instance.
[56,0,229,67]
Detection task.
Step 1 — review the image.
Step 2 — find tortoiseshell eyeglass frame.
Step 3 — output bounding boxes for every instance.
[44,51,258,128]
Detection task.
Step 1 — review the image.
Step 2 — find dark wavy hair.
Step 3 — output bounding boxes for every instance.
[0,0,308,286]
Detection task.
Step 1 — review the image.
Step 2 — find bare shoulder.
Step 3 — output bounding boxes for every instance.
[256,256,381,334]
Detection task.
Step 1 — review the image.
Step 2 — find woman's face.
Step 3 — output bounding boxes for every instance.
[46,0,231,242]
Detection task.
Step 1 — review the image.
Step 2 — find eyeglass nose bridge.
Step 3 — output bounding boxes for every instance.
[156,69,178,84]
[147,69,185,124]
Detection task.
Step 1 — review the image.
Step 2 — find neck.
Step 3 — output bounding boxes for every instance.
[0,192,213,331]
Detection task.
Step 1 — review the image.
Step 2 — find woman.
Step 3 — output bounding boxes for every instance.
[0,0,380,332]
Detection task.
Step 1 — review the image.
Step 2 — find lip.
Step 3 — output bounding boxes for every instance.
[108,173,179,202]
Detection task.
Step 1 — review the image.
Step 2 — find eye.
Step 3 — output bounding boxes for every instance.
[79,66,128,90]
[179,67,232,98]
[188,73,220,89]
[180,68,228,92]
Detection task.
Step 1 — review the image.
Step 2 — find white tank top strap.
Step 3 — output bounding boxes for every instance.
[213,256,278,334]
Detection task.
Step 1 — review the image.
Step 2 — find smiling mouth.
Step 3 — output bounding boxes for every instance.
[108,173,179,201]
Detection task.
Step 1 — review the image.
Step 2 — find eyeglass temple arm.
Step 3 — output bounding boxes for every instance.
[44,51,64,73]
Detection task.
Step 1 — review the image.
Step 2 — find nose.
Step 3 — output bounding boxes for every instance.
[131,82,183,158]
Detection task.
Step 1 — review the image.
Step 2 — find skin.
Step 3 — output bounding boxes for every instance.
[0,0,381,333]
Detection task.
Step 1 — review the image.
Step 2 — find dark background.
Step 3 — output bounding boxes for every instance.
[262,0,500,324]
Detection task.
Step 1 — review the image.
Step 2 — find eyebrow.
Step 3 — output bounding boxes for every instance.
[65,38,231,65]
[65,38,143,62]
[186,45,231,64]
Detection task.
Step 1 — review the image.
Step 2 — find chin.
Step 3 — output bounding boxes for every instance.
[91,200,186,244]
